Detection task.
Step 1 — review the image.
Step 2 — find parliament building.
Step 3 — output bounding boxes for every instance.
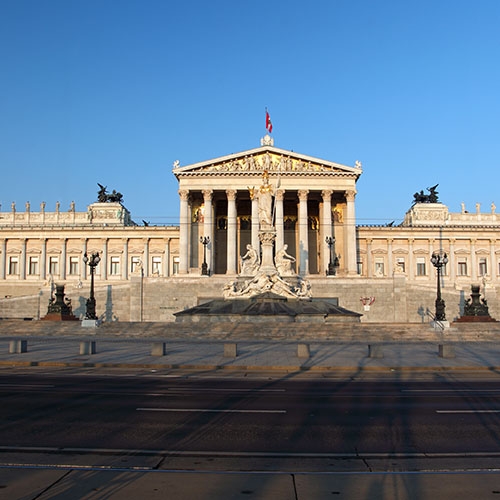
[1,136,499,323]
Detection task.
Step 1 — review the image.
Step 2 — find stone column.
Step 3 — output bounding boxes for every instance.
[0,239,7,279]
[164,239,171,277]
[366,239,372,277]
[122,238,129,280]
[178,190,190,274]
[226,189,237,274]
[345,190,358,275]
[20,238,27,280]
[448,238,455,283]
[39,238,46,280]
[470,239,477,282]
[101,239,108,280]
[490,239,496,280]
[298,189,309,275]
[81,239,87,280]
[251,195,259,254]
[321,190,333,273]
[202,189,214,274]
[428,239,435,283]
[408,239,414,280]
[387,238,393,276]
[143,238,150,277]
[275,189,285,251]
[60,238,67,280]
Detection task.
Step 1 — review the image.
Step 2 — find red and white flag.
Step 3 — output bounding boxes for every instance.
[265,109,273,133]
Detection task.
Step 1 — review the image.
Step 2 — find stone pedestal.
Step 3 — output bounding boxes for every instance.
[455,285,497,322]
[259,229,276,273]
[41,284,79,321]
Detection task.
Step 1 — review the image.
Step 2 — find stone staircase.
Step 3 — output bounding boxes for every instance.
[0,319,499,342]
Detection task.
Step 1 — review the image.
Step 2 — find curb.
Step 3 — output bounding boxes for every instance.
[1,360,500,373]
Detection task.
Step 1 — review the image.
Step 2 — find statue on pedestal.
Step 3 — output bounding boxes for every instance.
[275,244,296,276]
[239,244,260,275]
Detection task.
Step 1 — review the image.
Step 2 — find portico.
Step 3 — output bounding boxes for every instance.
[173,138,362,277]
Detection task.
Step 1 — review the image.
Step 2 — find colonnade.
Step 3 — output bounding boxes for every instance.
[178,188,359,276]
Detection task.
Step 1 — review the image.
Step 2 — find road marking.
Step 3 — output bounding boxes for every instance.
[0,384,55,388]
[436,410,500,414]
[404,389,500,393]
[137,408,286,414]
[166,388,286,393]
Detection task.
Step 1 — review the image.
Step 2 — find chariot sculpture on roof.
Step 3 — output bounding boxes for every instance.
[413,184,439,204]
[97,183,123,203]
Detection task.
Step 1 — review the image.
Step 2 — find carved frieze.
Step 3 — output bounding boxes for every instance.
[184,153,350,175]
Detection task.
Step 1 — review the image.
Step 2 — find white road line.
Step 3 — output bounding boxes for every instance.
[436,410,500,414]
[404,389,500,393]
[166,388,286,393]
[0,384,55,388]
[137,408,286,414]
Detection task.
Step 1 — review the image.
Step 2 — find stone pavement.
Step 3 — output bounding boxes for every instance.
[1,334,500,373]
[2,467,500,499]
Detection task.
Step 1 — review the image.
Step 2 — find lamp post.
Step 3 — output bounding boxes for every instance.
[200,236,210,276]
[430,250,448,321]
[83,252,100,320]
[325,236,336,276]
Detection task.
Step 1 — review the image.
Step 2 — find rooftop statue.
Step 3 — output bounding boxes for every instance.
[413,184,439,204]
[97,183,123,203]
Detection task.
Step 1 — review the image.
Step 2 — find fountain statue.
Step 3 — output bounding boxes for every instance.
[222,171,311,299]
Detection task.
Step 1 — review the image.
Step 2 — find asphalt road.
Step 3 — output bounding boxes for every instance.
[1,369,500,462]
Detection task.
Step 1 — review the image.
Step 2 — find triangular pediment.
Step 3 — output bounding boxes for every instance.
[173,145,362,178]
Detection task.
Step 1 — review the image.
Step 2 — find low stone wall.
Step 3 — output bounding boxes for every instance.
[0,319,499,343]
[0,275,497,325]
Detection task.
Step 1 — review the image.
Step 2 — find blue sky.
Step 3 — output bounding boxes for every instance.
[1,1,499,225]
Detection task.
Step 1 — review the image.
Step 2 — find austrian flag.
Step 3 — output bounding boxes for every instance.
[265,109,273,133]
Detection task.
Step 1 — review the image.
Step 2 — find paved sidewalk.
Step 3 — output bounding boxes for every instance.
[2,467,500,500]
[2,337,500,373]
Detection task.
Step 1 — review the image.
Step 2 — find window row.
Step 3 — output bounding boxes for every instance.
[360,257,493,277]
[6,256,180,277]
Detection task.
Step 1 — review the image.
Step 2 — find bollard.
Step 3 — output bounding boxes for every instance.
[151,342,167,356]
[438,344,455,359]
[9,340,28,354]
[224,343,238,358]
[297,343,310,358]
[368,345,384,358]
[80,341,96,355]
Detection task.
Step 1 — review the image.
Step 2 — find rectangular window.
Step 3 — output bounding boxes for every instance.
[28,256,39,275]
[416,257,426,276]
[69,257,79,275]
[458,259,468,276]
[49,256,58,275]
[357,261,363,275]
[8,256,19,275]
[479,258,488,276]
[131,257,141,273]
[173,257,180,275]
[395,257,405,273]
[152,256,162,275]
[110,256,120,275]
[374,258,384,276]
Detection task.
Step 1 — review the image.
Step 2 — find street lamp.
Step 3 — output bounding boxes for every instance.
[83,252,100,320]
[325,236,337,276]
[430,250,448,322]
[200,236,210,276]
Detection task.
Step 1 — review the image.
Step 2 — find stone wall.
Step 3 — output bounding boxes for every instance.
[0,275,496,324]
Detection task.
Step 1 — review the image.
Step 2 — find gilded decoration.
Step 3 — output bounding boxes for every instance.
[180,152,353,175]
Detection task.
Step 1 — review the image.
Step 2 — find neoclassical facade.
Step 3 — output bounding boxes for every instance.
[1,137,499,323]
[173,136,362,277]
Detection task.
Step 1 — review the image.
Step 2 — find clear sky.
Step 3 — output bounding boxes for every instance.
[1,0,499,225]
